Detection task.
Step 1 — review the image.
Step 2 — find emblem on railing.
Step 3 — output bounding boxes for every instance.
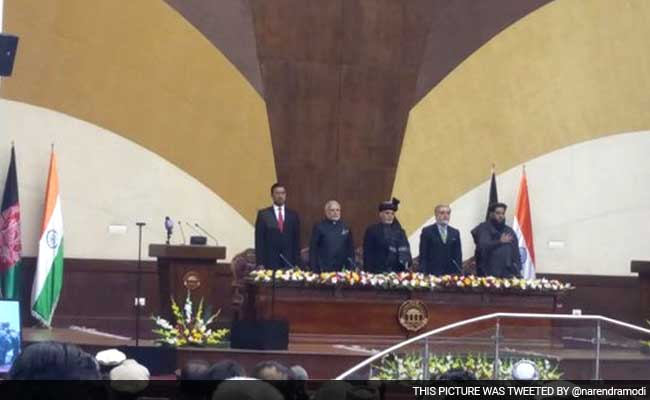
[398,300,428,332]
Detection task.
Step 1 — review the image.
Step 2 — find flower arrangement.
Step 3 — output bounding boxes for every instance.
[372,353,562,380]
[247,268,573,293]
[152,291,229,347]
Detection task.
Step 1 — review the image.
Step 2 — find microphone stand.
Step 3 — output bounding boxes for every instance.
[178,221,187,245]
[135,222,146,346]
[195,223,218,245]
[452,259,464,275]
[347,257,356,271]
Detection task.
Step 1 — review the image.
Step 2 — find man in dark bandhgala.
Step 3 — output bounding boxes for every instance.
[255,183,301,269]
[363,198,412,273]
[474,202,521,278]
[309,200,355,272]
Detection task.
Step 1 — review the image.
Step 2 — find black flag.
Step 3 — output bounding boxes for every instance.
[485,167,498,220]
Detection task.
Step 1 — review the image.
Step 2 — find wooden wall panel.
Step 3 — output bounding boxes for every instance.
[252,0,436,244]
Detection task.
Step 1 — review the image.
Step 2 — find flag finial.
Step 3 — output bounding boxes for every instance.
[51,142,54,151]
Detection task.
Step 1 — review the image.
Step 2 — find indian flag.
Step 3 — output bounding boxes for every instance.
[31,150,64,327]
[512,167,536,280]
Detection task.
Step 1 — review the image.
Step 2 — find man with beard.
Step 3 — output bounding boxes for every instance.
[363,198,412,273]
[309,200,355,272]
[419,204,462,276]
[474,202,521,278]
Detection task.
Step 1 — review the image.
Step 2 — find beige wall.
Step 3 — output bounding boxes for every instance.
[0,99,254,260]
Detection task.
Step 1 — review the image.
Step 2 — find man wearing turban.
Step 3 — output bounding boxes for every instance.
[362,198,412,273]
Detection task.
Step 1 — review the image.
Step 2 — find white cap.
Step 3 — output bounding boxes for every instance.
[511,360,539,380]
[95,349,126,366]
[110,359,150,393]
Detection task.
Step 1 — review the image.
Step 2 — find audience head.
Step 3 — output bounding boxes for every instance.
[180,359,210,381]
[178,360,212,399]
[212,380,284,400]
[207,359,246,380]
[251,360,290,380]
[315,381,379,400]
[8,341,100,380]
[511,359,539,380]
[290,364,309,380]
[436,368,477,380]
[110,359,150,394]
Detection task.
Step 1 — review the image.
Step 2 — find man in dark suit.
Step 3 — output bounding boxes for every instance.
[309,200,355,272]
[419,204,462,276]
[363,198,412,273]
[474,202,521,278]
[255,183,301,269]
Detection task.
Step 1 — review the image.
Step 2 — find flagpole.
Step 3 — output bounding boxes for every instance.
[135,222,146,347]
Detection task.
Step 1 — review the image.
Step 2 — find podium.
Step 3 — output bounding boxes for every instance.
[149,244,227,321]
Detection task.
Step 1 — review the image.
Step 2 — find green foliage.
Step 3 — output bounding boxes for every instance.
[371,353,562,380]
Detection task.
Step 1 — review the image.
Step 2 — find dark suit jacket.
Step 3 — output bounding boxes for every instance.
[418,224,462,276]
[254,206,300,269]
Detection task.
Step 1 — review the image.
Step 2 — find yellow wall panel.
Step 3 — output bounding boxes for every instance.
[1,0,275,222]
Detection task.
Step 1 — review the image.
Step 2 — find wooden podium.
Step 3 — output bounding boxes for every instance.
[149,244,227,321]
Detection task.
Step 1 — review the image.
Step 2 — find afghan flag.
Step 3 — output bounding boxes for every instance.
[31,150,64,327]
[1,145,22,300]
[513,167,536,280]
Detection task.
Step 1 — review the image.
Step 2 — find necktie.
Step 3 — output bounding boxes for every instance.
[440,227,447,243]
[278,208,284,232]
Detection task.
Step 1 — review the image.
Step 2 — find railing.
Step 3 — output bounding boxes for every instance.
[335,313,650,380]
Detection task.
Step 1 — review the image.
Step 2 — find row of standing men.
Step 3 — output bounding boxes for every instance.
[255,183,522,278]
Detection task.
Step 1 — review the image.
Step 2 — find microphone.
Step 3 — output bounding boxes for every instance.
[177,221,187,245]
[164,216,173,244]
[279,253,295,269]
[195,223,218,245]
[452,259,463,275]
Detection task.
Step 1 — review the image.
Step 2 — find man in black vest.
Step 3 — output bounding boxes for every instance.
[309,200,355,272]
[419,204,462,276]
[254,183,301,269]
[363,198,412,273]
